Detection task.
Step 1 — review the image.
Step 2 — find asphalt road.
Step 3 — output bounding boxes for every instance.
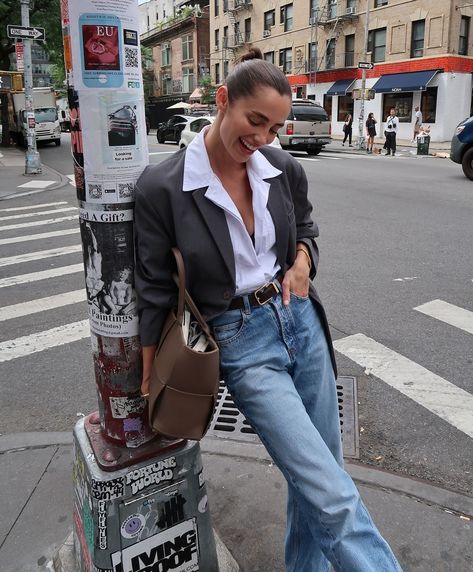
[2,132,472,497]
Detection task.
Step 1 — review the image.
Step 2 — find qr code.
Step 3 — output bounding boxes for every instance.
[88,184,103,199]
[118,183,134,199]
[125,47,139,68]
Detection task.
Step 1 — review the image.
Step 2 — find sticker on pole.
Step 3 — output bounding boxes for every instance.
[112,518,199,572]
[79,208,138,337]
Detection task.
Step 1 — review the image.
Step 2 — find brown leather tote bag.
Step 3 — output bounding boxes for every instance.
[148,247,220,440]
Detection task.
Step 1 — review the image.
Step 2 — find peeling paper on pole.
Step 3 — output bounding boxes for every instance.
[80,90,148,204]
[79,207,138,338]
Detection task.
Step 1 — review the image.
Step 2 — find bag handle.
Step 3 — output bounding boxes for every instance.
[170,247,213,339]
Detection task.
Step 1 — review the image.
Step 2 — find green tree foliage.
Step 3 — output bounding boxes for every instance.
[141,45,154,105]
[199,76,217,104]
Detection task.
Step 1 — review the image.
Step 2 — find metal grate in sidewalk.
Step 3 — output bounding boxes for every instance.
[208,376,359,459]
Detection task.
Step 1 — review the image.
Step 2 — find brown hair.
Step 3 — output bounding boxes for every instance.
[225,47,292,102]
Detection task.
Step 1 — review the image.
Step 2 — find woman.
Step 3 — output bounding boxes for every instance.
[366,112,377,154]
[342,113,353,146]
[134,48,403,572]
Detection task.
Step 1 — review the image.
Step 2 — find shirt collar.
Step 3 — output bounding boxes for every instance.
[182,127,282,192]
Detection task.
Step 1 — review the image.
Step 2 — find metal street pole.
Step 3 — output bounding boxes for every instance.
[357,0,370,150]
[20,0,41,174]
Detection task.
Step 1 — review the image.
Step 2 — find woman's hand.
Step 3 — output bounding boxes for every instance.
[281,245,311,305]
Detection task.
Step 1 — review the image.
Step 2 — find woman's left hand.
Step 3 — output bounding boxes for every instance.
[281,248,311,305]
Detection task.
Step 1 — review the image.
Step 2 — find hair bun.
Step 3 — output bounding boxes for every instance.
[237,47,263,63]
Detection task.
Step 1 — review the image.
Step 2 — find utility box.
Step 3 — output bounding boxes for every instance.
[417,135,431,155]
[73,417,219,572]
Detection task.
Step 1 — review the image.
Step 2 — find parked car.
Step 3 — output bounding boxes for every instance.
[278,100,331,156]
[156,114,192,144]
[178,116,214,148]
[450,116,473,180]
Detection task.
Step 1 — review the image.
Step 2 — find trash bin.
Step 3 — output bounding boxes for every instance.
[417,135,431,155]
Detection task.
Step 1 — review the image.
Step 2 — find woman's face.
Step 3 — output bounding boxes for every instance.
[215,85,291,163]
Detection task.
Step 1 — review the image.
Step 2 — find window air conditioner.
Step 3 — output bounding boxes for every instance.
[345,7,355,15]
[263,29,271,37]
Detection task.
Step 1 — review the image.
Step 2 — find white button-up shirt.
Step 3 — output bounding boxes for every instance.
[182,128,282,295]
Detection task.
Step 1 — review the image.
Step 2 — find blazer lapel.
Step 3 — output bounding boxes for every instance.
[192,188,236,284]
[267,178,289,269]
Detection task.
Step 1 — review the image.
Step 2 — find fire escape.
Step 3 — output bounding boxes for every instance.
[222,0,253,65]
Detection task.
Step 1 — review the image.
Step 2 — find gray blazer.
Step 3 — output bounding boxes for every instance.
[134,145,337,374]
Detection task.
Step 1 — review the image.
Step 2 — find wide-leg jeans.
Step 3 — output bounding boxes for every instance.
[210,293,403,572]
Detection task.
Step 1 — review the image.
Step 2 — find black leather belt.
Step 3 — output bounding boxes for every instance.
[228,273,283,310]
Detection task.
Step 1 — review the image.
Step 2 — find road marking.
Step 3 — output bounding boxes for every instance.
[0,263,83,289]
[0,289,86,322]
[67,174,76,187]
[297,157,321,162]
[414,300,473,336]
[333,333,473,439]
[0,207,76,222]
[0,227,79,246]
[149,151,175,155]
[0,201,68,213]
[18,180,56,189]
[0,216,77,232]
[0,320,90,363]
[0,245,82,267]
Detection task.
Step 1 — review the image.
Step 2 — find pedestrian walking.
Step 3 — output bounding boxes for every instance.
[134,47,403,572]
[342,113,353,146]
[412,105,422,141]
[366,112,377,154]
[384,108,399,156]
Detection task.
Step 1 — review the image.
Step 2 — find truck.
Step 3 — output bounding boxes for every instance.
[10,86,61,147]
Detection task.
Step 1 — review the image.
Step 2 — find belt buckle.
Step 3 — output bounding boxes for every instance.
[254,281,279,306]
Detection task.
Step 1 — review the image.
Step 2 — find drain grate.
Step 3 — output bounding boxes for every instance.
[208,376,359,459]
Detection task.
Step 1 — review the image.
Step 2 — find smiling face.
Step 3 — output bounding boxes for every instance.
[214,85,291,164]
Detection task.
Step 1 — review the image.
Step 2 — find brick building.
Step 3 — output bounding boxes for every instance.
[210,0,473,142]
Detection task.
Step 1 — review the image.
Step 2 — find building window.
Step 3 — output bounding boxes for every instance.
[245,18,251,43]
[182,34,193,61]
[382,92,413,123]
[337,95,354,121]
[309,0,319,22]
[421,86,437,123]
[326,38,336,69]
[374,0,388,7]
[280,4,293,32]
[161,74,172,95]
[459,16,470,56]
[223,60,229,78]
[264,51,275,64]
[323,94,332,119]
[215,29,219,50]
[345,34,355,67]
[368,27,386,62]
[214,0,219,17]
[223,26,228,48]
[182,67,194,93]
[264,10,275,32]
[161,43,171,66]
[279,48,292,73]
[308,42,317,72]
[234,21,242,45]
[215,63,220,84]
[328,0,337,20]
[347,0,356,10]
[411,20,425,58]
[223,0,228,12]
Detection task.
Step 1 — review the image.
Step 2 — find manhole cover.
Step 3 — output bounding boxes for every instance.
[208,376,359,459]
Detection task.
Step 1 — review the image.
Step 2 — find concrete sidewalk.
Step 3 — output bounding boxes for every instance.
[0,146,68,200]
[0,431,471,572]
[328,136,451,158]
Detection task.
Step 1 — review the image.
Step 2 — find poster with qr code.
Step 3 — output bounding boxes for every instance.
[69,0,143,91]
[80,90,148,204]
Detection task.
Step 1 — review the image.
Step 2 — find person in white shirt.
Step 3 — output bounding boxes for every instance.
[413,106,423,141]
[384,108,399,156]
[135,48,403,572]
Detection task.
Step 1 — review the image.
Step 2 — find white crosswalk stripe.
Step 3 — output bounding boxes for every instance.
[0,227,79,246]
[0,320,90,363]
[0,290,86,322]
[0,263,83,289]
[333,333,473,439]
[0,215,77,232]
[0,207,76,222]
[0,201,68,213]
[0,245,82,267]
[414,299,473,336]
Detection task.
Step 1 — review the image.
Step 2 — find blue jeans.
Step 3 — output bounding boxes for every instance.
[210,292,403,572]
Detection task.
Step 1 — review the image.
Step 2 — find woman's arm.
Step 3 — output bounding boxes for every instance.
[141,344,157,395]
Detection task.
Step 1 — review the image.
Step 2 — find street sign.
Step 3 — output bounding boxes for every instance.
[358,62,374,69]
[7,25,45,41]
[0,73,13,91]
